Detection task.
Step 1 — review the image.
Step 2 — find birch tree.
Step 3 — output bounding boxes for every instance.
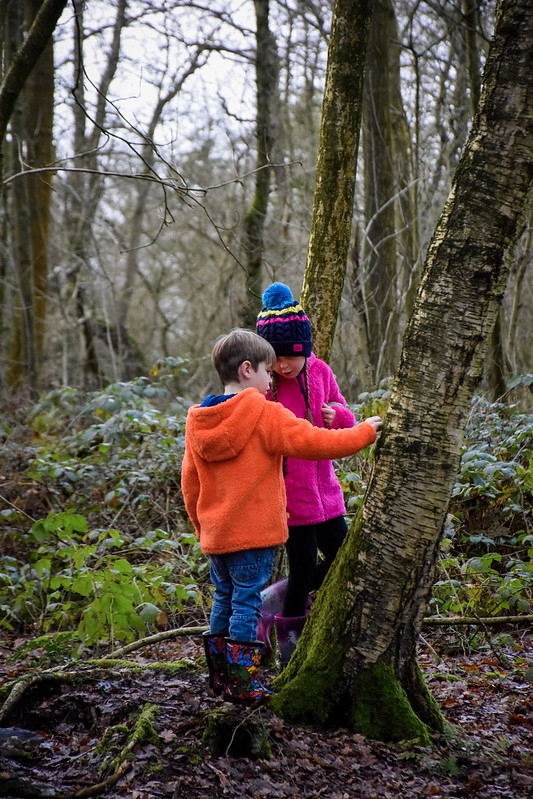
[271,0,533,742]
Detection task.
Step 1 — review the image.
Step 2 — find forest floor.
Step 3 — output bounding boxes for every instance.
[0,626,532,799]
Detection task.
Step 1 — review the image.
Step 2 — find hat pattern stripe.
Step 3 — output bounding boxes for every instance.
[256,314,305,327]
[257,305,303,319]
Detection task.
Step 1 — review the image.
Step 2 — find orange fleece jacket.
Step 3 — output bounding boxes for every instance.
[181,387,377,555]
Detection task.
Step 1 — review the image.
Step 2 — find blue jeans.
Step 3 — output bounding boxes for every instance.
[209,546,276,642]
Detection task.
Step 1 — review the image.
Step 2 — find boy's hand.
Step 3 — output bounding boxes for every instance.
[321,402,337,428]
[365,415,383,432]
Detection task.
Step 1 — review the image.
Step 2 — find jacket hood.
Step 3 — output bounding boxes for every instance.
[185,388,266,462]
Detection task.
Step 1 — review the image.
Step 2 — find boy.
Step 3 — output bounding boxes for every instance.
[181,329,382,704]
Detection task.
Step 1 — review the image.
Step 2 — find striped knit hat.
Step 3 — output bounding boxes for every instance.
[256,282,312,357]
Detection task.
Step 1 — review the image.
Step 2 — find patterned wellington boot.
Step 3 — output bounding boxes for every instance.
[274,612,309,668]
[224,639,272,705]
[203,631,227,696]
[256,577,288,658]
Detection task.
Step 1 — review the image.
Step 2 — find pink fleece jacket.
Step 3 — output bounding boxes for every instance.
[268,353,356,526]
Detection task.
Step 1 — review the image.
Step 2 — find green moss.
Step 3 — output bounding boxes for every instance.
[147,762,165,774]
[134,703,161,746]
[270,660,333,726]
[272,655,431,745]
[350,662,430,744]
[413,662,446,733]
[84,658,198,675]
[176,745,205,765]
[95,723,129,754]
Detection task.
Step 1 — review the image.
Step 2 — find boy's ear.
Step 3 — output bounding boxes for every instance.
[239,360,253,379]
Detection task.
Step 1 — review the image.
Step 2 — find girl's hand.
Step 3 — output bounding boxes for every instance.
[321,402,337,428]
[365,415,383,432]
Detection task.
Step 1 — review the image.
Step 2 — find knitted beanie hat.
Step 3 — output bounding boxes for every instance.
[256,282,312,357]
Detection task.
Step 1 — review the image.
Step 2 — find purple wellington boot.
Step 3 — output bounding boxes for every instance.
[256,577,288,658]
[274,612,309,667]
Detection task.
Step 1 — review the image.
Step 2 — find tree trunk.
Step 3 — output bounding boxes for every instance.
[362,0,400,384]
[5,3,37,392]
[300,0,374,363]
[1,0,65,390]
[240,0,281,329]
[271,0,533,742]
[64,0,127,387]
[24,0,55,361]
[463,0,482,114]
[0,0,67,147]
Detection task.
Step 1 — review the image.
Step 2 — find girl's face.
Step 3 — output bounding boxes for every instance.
[274,355,306,380]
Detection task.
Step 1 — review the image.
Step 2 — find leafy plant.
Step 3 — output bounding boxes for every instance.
[430,396,533,620]
[0,510,205,653]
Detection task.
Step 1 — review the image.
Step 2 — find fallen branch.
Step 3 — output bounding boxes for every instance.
[69,760,131,799]
[422,613,533,626]
[0,672,86,725]
[110,624,208,658]
[111,613,533,660]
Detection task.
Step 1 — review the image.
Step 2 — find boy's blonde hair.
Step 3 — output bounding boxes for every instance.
[212,328,276,386]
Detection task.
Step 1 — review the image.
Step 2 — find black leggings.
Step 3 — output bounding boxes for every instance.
[282,515,348,617]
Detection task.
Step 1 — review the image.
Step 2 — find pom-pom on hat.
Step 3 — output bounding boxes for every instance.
[256,282,312,357]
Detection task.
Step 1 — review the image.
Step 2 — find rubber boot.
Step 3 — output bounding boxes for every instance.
[203,631,227,696]
[224,639,272,705]
[274,612,308,668]
[256,577,288,658]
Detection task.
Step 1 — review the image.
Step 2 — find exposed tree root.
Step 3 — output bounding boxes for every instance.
[0,704,161,799]
[0,660,195,723]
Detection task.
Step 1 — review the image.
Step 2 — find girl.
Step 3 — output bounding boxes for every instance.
[256,282,359,664]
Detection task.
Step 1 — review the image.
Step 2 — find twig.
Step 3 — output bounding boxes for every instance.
[419,634,442,664]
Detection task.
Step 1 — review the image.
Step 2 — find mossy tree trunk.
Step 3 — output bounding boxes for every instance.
[24,0,55,363]
[300,0,374,363]
[241,0,281,329]
[271,0,533,742]
[64,0,127,388]
[361,0,411,384]
[0,0,66,390]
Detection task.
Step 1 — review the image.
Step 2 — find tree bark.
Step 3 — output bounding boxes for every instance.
[24,0,55,361]
[361,0,402,383]
[0,0,66,146]
[1,0,64,390]
[300,0,374,363]
[240,0,281,329]
[271,0,533,742]
[64,0,127,387]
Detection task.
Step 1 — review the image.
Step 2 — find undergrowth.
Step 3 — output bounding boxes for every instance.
[0,370,531,661]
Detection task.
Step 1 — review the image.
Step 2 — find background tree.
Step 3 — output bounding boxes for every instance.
[240,0,282,328]
[3,1,530,402]
[360,0,407,385]
[271,0,533,742]
[300,0,374,363]
[0,0,67,391]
